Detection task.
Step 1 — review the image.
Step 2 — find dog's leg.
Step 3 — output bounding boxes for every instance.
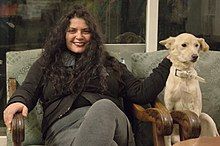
[164,135,172,146]
[164,92,176,146]
[171,124,180,144]
[164,91,175,111]
[199,112,219,137]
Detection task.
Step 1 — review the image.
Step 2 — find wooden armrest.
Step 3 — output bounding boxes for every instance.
[133,98,173,146]
[152,98,169,112]
[151,98,201,140]
[8,78,17,98]
[12,112,25,146]
[133,104,173,135]
[152,98,201,140]
[171,110,201,141]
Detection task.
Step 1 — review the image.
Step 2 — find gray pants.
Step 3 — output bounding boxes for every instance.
[45,99,135,146]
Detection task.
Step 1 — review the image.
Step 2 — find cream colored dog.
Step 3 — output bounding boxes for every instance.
[160,33,219,146]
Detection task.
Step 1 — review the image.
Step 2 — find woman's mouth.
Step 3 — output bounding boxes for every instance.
[73,42,86,47]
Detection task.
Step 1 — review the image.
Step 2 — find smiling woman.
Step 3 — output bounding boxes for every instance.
[65,17,91,53]
[3,4,172,146]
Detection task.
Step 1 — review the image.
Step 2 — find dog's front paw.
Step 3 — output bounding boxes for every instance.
[171,135,180,144]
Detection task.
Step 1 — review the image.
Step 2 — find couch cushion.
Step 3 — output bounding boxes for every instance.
[131,50,220,132]
[195,51,220,132]
[131,50,168,101]
[131,50,168,78]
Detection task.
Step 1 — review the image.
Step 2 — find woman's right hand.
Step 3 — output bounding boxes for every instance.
[3,102,28,132]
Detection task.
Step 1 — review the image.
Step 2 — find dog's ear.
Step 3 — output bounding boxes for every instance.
[198,38,209,52]
[159,37,175,49]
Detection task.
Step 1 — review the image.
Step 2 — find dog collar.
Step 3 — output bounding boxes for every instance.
[175,69,206,83]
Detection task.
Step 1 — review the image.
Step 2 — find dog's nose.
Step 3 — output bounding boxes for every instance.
[191,54,198,62]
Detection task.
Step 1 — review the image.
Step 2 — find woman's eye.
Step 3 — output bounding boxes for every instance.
[182,43,187,47]
[67,29,76,34]
[82,30,91,34]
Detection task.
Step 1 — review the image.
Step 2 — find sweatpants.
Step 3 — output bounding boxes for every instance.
[45,99,135,146]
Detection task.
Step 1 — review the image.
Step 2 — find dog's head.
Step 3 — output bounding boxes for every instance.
[159,33,209,67]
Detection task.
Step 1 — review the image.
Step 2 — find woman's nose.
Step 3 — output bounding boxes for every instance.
[75,31,83,39]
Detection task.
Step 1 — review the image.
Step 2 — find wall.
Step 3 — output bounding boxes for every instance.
[213,1,220,37]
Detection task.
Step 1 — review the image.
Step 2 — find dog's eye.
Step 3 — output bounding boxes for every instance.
[195,44,199,48]
[181,43,187,47]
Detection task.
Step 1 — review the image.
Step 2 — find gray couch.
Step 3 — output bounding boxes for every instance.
[6,49,220,145]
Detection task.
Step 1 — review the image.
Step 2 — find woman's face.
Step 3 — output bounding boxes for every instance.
[65,17,92,53]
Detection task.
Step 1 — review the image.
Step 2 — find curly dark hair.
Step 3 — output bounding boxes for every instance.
[42,5,121,95]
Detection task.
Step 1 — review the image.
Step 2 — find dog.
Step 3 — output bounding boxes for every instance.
[159,33,219,146]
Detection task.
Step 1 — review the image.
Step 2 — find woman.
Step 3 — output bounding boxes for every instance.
[4,5,171,146]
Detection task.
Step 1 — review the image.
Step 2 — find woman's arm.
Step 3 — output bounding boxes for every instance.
[121,58,171,104]
[7,57,45,111]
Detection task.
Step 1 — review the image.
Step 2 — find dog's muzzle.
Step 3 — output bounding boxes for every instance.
[191,54,198,62]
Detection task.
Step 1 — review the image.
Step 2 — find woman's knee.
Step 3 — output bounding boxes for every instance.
[95,99,117,107]
[87,99,123,116]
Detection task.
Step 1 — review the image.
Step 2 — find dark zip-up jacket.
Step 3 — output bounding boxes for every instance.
[8,55,171,139]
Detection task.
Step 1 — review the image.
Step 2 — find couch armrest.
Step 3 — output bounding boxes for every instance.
[152,99,201,139]
[12,113,24,146]
[171,110,201,140]
[133,98,173,146]
[133,98,201,145]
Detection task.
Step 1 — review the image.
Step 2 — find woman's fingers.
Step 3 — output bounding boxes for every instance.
[22,106,28,117]
[3,108,15,132]
[3,111,11,132]
[3,103,28,132]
